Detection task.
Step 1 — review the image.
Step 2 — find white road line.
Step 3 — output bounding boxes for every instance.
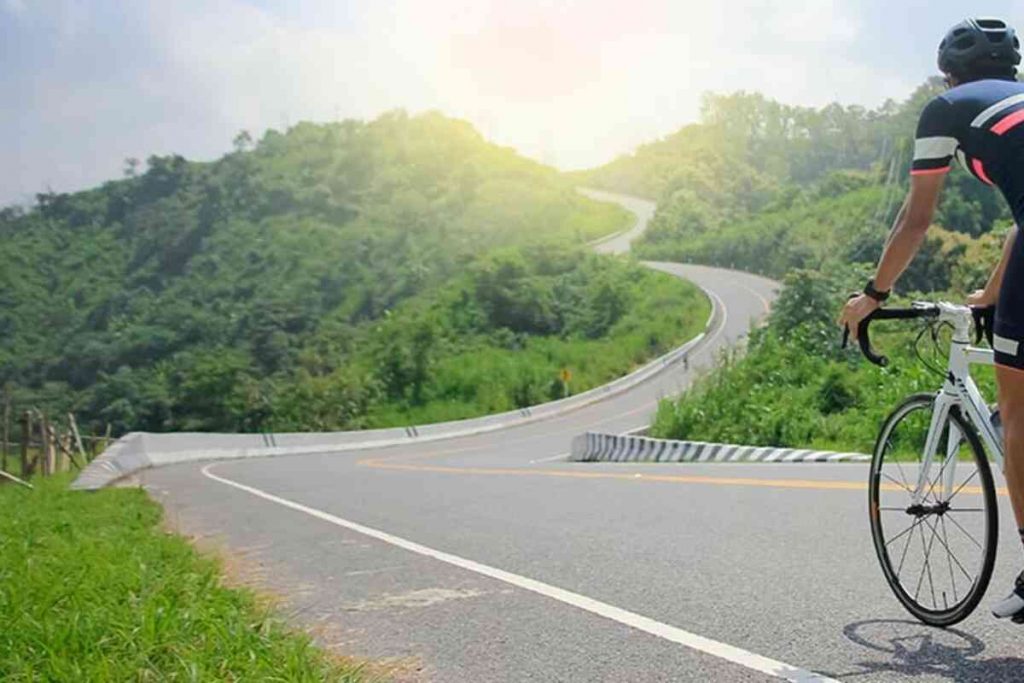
[529,452,570,464]
[201,463,837,683]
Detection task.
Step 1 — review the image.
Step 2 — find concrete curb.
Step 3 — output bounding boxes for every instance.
[569,432,870,464]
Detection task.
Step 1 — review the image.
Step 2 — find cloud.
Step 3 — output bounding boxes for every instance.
[0,0,937,204]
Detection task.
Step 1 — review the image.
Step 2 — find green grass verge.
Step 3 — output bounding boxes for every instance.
[0,475,365,682]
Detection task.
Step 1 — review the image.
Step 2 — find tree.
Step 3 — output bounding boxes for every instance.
[233,130,253,153]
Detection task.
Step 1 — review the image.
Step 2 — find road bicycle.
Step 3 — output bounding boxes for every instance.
[846,302,1004,627]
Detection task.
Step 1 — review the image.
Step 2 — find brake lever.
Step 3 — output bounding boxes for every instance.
[971,306,996,347]
[841,293,856,350]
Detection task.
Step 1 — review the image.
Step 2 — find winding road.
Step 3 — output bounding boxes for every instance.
[141,194,1024,682]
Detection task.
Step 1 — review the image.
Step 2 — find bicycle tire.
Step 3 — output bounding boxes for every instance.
[869,392,998,627]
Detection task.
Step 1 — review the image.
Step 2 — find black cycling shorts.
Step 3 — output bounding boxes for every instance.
[995,228,1024,370]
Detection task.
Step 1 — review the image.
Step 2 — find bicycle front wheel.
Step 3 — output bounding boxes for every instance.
[869,393,998,627]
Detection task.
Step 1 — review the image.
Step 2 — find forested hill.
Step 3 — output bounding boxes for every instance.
[1,111,710,435]
[574,82,1015,453]
[579,79,1011,276]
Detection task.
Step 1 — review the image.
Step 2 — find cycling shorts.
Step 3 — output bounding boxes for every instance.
[995,229,1024,370]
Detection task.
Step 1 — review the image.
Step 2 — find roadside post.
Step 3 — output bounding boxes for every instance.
[560,368,572,398]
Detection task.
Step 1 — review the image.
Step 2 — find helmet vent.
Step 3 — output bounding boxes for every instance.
[953,36,975,49]
[978,18,1006,29]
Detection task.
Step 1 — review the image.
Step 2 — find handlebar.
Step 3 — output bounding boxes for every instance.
[842,305,939,367]
[842,302,996,367]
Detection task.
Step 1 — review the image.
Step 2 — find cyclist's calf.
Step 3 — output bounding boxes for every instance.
[996,364,1024,538]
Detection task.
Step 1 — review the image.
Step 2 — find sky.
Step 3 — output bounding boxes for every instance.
[3,1,1024,205]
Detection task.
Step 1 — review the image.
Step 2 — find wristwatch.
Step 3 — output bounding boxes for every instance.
[863,279,891,303]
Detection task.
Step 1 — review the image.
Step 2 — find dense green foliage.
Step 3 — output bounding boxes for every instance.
[580,82,1012,452]
[651,269,997,452]
[1,110,710,436]
[365,252,708,426]
[582,81,1012,279]
[0,475,363,681]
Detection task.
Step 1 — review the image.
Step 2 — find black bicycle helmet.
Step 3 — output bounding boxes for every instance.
[938,18,1021,79]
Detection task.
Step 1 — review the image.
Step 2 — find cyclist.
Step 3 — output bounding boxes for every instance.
[838,17,1024,622]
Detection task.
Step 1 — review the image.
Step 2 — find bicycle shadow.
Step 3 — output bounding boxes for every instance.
[825,619,1024,681]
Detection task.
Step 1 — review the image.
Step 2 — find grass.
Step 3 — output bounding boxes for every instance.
[651,324,999,455]
[0,475,365,682]
[366,268,711,427]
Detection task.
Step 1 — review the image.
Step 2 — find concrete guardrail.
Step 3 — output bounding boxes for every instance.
[570,432,870,464]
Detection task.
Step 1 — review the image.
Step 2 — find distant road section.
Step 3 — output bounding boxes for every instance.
[580,188,656,255]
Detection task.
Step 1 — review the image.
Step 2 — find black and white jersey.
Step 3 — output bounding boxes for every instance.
[913,78,1024,223]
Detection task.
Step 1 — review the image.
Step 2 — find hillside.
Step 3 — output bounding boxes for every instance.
[1,111,709,435]
[580,83,1012,451]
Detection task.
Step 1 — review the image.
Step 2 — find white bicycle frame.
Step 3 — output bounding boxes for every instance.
[911,302,1005,506]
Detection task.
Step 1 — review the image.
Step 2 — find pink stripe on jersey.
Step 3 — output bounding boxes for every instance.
[910,167,950,176]
[992,108,1024,135]
[972,158,995,185]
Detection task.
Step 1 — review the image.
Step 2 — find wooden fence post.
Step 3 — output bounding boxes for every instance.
[69,413,87,465]
[2,388,10,473]
[40,413,54,477]
[20,410,31,478]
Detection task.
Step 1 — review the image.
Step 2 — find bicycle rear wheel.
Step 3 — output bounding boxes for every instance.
[869,393,998,627]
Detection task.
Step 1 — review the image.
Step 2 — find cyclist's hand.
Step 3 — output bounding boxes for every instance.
[838,293,881,340]
[967,288,997,308]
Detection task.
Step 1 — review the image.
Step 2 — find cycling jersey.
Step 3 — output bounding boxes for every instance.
[912,78,1024,370]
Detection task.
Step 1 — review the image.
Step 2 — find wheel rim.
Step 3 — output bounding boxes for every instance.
[870,398,996,621]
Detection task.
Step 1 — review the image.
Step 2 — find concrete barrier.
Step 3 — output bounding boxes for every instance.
[569,432,870,464]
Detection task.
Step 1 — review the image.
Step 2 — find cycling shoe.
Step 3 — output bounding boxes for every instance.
[992,570,1024,621]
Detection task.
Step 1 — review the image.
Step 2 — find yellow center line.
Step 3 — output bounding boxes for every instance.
[364,460,1006,496]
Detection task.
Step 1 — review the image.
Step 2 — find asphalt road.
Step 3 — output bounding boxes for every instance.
[142,194,1024,682]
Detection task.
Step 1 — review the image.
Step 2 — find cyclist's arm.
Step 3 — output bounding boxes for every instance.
[872,172,946,292]
[838,173,945,338]
[840,96,952,337]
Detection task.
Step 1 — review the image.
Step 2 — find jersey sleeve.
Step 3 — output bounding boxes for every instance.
[911,97,957,176]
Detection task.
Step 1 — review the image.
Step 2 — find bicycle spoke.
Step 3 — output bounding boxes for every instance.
[945,512,984,551]
[913,515,939,607]
[945,508,985,513]
[886,516,924,548]
[926,514,974,584]
[882,472,915,495]
[939,516,959,603]
[893,449,913,492]
[923,445,953,505]
[896,518,923,580]
[946,469,980,505]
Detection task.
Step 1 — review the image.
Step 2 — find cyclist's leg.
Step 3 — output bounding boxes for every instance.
[994,228,1024,525]
[996,364,1024,529]
[992,364,1024,620]
[992,230,1024,619]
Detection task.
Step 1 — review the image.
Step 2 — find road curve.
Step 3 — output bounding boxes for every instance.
[140,195,1024,681]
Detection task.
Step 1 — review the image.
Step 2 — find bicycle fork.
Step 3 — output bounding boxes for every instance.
[912,315,974,507]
